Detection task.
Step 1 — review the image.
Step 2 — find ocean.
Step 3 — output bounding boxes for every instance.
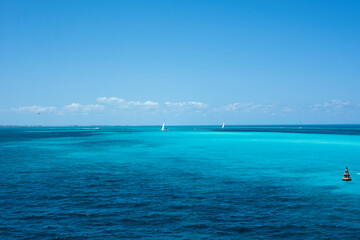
[1,125,360,239]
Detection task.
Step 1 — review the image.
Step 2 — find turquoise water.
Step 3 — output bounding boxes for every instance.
[1,126,360,239]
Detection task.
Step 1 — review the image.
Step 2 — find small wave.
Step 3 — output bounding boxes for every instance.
[182,223,209,229]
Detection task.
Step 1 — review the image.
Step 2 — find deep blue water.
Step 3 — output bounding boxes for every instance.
[1,125,360,239]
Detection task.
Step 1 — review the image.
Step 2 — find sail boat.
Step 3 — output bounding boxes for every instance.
[161,121,168,131]
[222,122,225,129]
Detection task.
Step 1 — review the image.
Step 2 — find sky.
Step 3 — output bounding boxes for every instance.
[1,0,360,125]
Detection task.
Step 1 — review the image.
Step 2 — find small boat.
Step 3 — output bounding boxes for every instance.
[161,121,168,132]
[222,122,225,129]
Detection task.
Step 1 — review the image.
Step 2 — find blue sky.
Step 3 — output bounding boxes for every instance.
[1,0,360,125]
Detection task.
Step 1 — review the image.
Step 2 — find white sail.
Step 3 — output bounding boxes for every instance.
[161,121,167,131]
[222,122,225,128]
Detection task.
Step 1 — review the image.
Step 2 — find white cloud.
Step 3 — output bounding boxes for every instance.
[280,107,295,112]
[224,102,253,111]
[162,101,207,115]
[97,97,206,112]
[63,103,105,113]
[164,101,207,108]
[127,100,159,107]
[97,97,159,109]
[63,103,81,111]
[11,105,56,113]
[11,98,313,118]
[312,100,352,112]
[144,101,159,106]
[96,97,125,104]
[223,102,276,113]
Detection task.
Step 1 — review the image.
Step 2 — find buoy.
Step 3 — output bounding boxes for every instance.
[342,166,352,181]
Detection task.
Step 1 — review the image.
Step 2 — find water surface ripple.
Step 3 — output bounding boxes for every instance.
[1,126,360,239]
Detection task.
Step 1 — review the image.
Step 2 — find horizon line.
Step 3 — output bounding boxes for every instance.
[1,123,360,127]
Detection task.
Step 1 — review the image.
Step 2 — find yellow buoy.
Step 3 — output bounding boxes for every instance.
[342,166,352,181]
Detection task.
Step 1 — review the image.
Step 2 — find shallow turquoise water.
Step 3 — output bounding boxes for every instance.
[1,126,360,239]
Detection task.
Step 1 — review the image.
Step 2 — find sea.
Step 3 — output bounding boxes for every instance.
[1,125,360,239]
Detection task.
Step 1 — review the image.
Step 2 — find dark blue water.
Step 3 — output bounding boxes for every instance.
[1,126,360,239]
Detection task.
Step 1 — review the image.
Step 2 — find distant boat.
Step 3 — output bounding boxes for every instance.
[37,112,41,115]
[222,122,225,129]
[161,121,168,132]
